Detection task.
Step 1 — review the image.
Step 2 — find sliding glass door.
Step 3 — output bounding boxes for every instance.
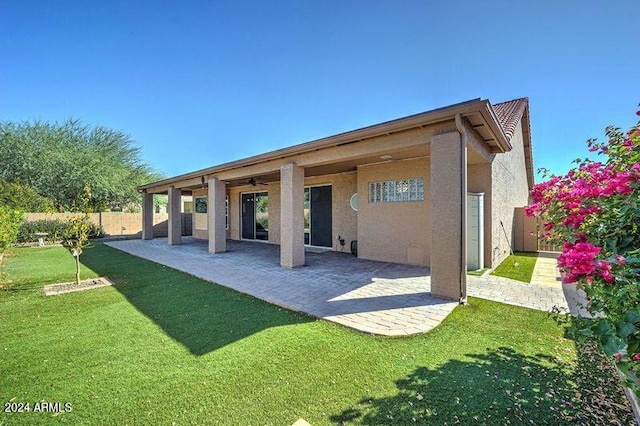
[241,192,268,241]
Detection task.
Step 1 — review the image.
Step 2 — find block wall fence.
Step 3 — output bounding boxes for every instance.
[24,212,192,238]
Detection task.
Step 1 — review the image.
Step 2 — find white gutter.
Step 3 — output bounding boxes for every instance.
[455,113,468,304]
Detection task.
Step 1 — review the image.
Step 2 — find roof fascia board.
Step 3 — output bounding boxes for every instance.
[481,101,512,152]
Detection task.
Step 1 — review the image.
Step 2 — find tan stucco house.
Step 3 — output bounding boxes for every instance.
[139,97,533,302]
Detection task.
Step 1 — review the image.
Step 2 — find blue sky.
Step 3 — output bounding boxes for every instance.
[2,1,638,181]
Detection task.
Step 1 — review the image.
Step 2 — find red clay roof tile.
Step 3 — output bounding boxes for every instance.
[493,97,528,142]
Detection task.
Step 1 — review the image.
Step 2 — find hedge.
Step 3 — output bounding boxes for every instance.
[17,219,104,244]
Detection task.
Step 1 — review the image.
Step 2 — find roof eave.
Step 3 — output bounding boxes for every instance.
[138,98,508,191]
[483,101,512,153]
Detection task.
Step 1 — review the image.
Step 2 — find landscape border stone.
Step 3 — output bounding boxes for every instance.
[42,277,114,296]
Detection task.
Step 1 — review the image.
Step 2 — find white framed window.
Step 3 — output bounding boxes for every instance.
[368,178,424,203]
[225,195,229,230]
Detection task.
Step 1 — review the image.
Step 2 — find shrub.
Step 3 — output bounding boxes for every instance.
[17,219,104,244]
[526,108,640,392]
[0,206,23,252]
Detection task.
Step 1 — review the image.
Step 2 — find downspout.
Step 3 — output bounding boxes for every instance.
[455,114,468,304]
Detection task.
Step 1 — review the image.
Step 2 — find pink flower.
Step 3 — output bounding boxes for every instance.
[524,203,539,217]
[614,352,624,361]
[614,254,626,266]
[596,260,614,283]
[558,241,602,282]
[632,353,640,361]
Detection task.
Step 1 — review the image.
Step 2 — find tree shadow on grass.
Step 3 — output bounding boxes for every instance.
[331,345,634,425]
[81,244,312,355]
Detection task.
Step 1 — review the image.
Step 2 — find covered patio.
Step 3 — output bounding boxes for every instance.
[106,237,458,335]
[137,98,536,305]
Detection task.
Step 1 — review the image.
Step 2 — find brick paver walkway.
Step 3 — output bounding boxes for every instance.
[106,238,579,335]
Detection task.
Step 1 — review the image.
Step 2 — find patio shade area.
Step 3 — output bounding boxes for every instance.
[107,238,457,335]
[106,238,573,335]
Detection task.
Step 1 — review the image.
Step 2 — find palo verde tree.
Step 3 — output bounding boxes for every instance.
[0,180,55,212]
[0,119,162,212]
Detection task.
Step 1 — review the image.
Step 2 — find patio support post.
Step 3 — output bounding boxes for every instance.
[142,190,154,240]
[168,186,182,245]
[280,162,305,268]
[208,177,226,253]
[430,129,467,301]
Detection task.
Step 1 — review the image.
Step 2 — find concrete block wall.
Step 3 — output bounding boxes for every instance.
[23,212,192,238]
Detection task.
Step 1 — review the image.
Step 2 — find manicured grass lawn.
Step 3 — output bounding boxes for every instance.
[0,245,632,425]
[491,251,539,283]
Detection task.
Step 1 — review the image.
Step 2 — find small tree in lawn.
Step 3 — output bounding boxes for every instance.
[62,185,93,285]
[63,215,93,285]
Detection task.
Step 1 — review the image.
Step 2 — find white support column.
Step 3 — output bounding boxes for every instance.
[168,186,182,245]
[208,177,226,253]
[142,191,154,240]
[430,130,467,301]
[280,163,305,268]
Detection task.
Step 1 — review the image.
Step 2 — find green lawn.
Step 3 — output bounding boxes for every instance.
[0,245,632,425]
[491,251,539,283]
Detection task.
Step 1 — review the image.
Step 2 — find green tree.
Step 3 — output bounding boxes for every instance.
[62,186,94,284]
[0,206,23,253]
[0,180,55,212]
[0,119,163,212]
[62,215,93,285]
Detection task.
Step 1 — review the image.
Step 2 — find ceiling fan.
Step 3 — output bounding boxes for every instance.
[248,178,268,186]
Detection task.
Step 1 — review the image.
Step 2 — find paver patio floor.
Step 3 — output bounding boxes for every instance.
[106,238,575,336]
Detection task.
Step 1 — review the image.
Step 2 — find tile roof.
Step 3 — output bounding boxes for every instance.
[492,97,528,142]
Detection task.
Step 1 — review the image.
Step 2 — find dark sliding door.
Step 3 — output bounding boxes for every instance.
[241,192,268,241]
[309,186,332,248]
[241,193,255,240]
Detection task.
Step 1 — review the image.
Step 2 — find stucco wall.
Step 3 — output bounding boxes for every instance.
[228,186,251,241]
[304,172,357,251]
[191,188,209,240]
[266,183,281,245]
[357,158,430,266]
[194,173,357,251]
[490,121,531,267]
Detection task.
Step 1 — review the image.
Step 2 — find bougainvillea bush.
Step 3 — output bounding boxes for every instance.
[526,109,640,392]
